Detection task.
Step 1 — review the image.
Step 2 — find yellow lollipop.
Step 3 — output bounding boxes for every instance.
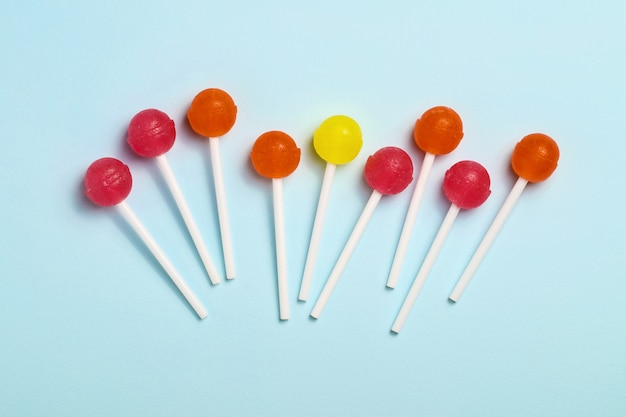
[299,115,363,301]
[313,115,363,165]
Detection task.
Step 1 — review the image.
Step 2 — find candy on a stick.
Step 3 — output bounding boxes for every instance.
[391,160,491,333]
[128,109,221,285]
[299,115,363,301]
[387,106,464,289]
[84,157,208,319]
[449,133,560,302]
[311,147,413,319]
[187,88,238,279]
[250,131,301,320]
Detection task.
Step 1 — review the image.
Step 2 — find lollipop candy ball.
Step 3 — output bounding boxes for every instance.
[413,106,464,155]
[313,115,363,165]
[127,109,176,158]
[364,147,414,195]
[251,131,301,179]
[443,160,491,209]
[85,158,132,206]
[187,88,237,138]
[511,133,560,183]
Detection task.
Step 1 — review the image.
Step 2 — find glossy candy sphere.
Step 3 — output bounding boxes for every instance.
[313,115,363,165]
[127,109,176,158]
[413,106,464,155]
[85,158,132,206]
[511,133,560,183]
[364,147,414,195]
[443,160,491,209]
[250,131,301,179]
[187,88,237,138]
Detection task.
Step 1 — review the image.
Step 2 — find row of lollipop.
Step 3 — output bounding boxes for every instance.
[83,88,560,333]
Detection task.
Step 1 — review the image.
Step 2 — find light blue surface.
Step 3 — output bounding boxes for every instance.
[1,1,625,416]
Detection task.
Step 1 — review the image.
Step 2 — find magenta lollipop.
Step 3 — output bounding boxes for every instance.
[311,147,413,319]
[392,160,490,333]
[84,157,208,319]
[127,109,221,285]
[127,109,176,157]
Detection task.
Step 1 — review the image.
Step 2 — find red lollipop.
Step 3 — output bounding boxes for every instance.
[364,146,414,195]
[126,109,221,285]
[443,160,491,209]
[392,160,491,333]
[311,147,413,319]
[84,157,208,319]
[85,157,132,206]
[127,109,175,157]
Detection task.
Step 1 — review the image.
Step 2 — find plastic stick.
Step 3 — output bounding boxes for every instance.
[387,152,436,288]
[299,162,337,301]
[273,178,290,320]
[115,201,208,319]
[449,177,528,302]
[155,155,221,285]
[392,203,460,333]
[209,137,236,279]
[311,190,383,319]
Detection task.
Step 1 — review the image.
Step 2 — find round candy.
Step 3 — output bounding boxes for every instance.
[187,88,237,138]
[313,115,363,165]
[511,133,560,183]
[443,160,491,209]
[85,157,132,206]
[364,147,414,195]
[250,131,301,179]
[413,106,464,155]
[127,109,176,158]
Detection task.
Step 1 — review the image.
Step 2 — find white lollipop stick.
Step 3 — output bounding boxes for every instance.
[299,162,337,301]
[115,201,208,319]
[209,137,236,279]
[387,152,436,288]
[311,190,383,319]
[273,178,290,320]
[392,203,461,333]
[155,155,222,285]
[449,177,528,302]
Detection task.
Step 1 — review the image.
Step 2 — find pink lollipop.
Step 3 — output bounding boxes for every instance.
[391,160,490,333]
[311,147,413,319]
[85,157,208,319]
[127,109,221,285]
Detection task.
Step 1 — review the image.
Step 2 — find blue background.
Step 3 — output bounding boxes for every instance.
[2,1,625,416]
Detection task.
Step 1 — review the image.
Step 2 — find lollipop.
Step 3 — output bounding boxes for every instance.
[449,134,560,302]
[187,88,238,279]
[84,157,208,319]
[387,106,464,289]
[391,161,491,333]
[299,115,363,301]
[127,109,221,285]
[311,147,413,319]
[250,131,301,320]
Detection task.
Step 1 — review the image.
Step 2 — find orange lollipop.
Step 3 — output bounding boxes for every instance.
[251,131,301,320]
[511,133,559,183]
[188,88,237,137]
[251,131,301,178]
[387,106,464,289]
[413,106,464,155]
[449,133,560,302]
[187,88,238,279]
